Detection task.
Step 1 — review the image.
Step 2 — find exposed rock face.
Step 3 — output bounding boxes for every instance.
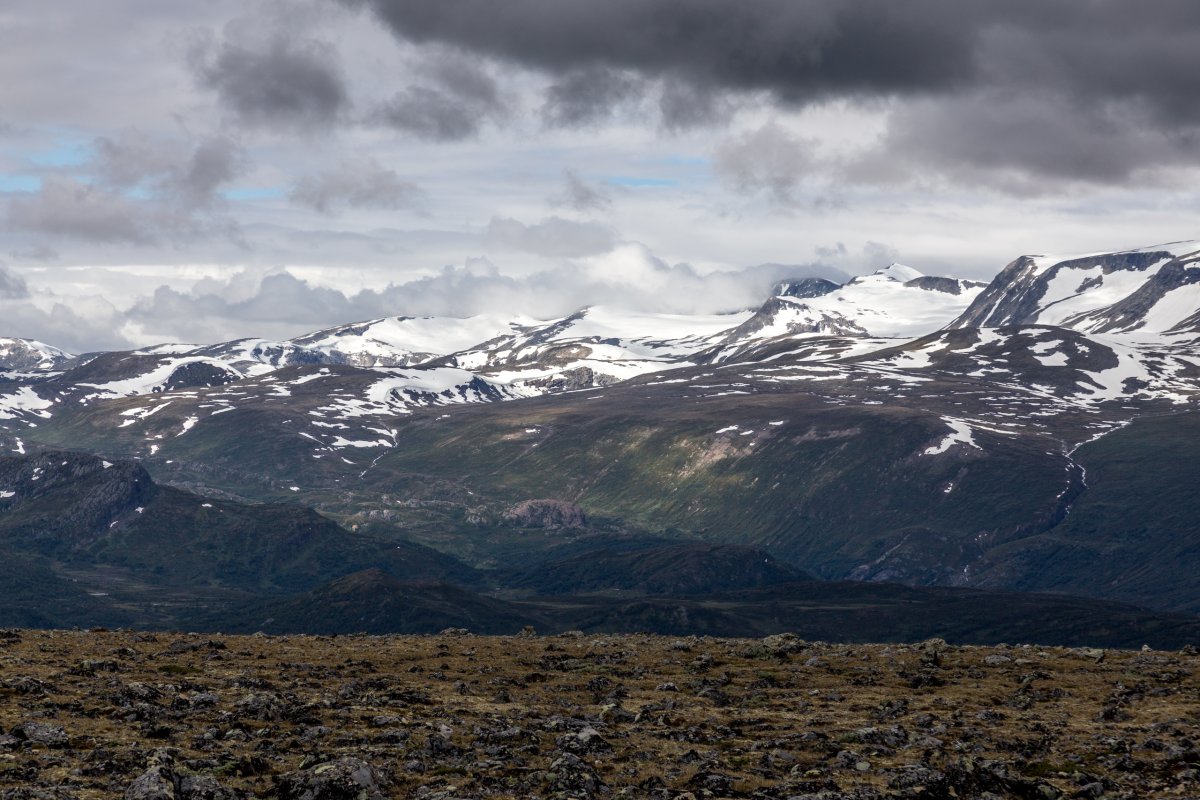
[0,338,70,371]
[903,275,985,295]
[953,252,1172,328]
[161,361,240,392]
[0,451,155,549]
[273,757,387,800]
[772,277,841,299]
[525,365,620,392]
[503,499,588,529]
[951,246,1200,333]
[721,296,870,341]
[124,751,241,800]
[1079,260,1200,333]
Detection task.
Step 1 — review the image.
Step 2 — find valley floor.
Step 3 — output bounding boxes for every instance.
[0,629,1196,798]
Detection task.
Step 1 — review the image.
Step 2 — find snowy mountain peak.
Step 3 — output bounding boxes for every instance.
[875,263,924,282]
[0,338,72,371]
[771,277,840,299]
[953,239,1200,335]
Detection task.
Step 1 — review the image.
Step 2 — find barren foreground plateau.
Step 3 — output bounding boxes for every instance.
[0,629,1196,799]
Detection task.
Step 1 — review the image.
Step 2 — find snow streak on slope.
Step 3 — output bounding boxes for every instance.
[292,314,538,367]
[954,240,1200,335]
[708,265,985,362]
[2,243,1199,468]
[0,386,54,421]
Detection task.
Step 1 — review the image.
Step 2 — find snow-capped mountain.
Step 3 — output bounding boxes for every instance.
[2,244,1198,464]
[708,264,985,362]
[3,240,1200,626]
[436,305,752,389]
[0,338,72,371]
[290,314,537,367]
[952,240,1200,337]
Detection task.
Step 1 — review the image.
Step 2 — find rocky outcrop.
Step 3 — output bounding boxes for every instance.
[503,499,588,529]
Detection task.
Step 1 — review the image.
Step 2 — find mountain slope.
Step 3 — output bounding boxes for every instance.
[500,543,811,596]
[2,240,1200,632]
[970,412,1200,612]
[209,568,537,635]
[0,450,477,599]
[0,337,72,371]
[952,240,1200,336]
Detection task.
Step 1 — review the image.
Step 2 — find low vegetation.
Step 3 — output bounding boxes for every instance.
[0,629,1197,798]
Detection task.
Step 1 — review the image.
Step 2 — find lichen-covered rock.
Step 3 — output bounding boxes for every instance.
[10,721,68,747]
[273,758,387,800]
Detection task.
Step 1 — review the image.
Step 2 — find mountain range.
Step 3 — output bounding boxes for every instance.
[1,239,1198,645]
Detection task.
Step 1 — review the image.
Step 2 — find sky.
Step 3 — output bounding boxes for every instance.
[2,0,1200,351]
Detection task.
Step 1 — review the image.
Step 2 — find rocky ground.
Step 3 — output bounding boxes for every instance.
[0,629,1197,799]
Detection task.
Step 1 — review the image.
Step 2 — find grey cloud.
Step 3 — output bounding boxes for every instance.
[370,55,506,140]
[344,0,980,102]
[551,169,612,213]
[290,158,425,214]
[0,265,29,299]
[484,216,617,258]
[8,246,58,263]
[123,248,852,343]
[92,131,246,207]
[714,122,814,203]
[814,241,901,274]
[192,33,349,130]
[541,67,643,128]
[855,92,1200,192]
[0,296,131,352]
[346,0,1200,181]
[177,136,246,207]
[374,87,488,140]
[5,134,246,244]
[7,178,150,243]
[93,132,183,187]
[658,81,735,131]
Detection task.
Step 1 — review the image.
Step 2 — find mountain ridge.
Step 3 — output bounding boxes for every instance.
[2,239,1199,640]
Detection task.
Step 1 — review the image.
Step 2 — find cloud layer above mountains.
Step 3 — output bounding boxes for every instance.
[1,0,1198,349]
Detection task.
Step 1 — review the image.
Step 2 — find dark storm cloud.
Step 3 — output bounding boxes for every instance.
[192,33,349,130]
[370,54,507,140]
[541,68,644,128]
[341,0,981,101]
[373,88,487,140]
[657,82,735,131]
[290,159,426,214]
[860,92,1200,191]
[344,0,1200,182]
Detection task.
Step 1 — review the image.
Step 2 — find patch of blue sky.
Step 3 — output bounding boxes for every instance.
[27,141,90,168]
[0,175,41,192]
